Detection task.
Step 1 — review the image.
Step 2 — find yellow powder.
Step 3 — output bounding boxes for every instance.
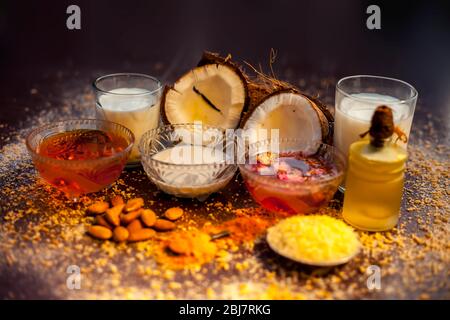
[267,215,361,265]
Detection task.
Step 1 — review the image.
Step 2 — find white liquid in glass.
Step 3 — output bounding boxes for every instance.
[97,88,160,162]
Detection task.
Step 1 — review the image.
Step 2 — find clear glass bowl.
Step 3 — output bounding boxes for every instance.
[26,119,134,198]
[238,138,345,215]
[139,123,236,200]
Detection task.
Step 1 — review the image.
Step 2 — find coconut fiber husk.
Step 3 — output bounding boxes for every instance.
[198,51,334,144]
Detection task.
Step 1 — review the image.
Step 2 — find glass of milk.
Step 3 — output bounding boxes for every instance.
[334,75,417,190]
[93,73,163,166]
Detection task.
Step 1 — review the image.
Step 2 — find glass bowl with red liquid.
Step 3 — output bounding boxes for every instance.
[26,119,134,199]
[238,138,345,216]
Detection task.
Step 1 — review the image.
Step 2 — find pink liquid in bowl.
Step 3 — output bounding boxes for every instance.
[241,151,342,216]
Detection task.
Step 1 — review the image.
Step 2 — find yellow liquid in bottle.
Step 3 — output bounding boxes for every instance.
[342,140,407,231]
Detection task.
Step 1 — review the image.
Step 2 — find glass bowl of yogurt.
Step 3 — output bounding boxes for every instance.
[139,123,237,200]
[93,73,163,167]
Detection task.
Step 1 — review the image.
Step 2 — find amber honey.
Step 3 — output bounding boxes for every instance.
[35,129,130,197]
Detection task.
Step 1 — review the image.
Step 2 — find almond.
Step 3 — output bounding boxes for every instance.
[164,207,184,221]
[87,201,109,215]
[141,209,157,227]
[105,204,125,226]
[113,226,129,242]
[121,208,142,225]
[111,195,124,207]
[153,219,176,231]
[88,225,112,240]
[127,219,143,233]
[95,215,113,230]
[125,197,144,212]
[168,238,191,255]
[128,228,156,242]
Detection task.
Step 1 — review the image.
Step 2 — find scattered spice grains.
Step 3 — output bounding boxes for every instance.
[0,75,448,299]
[164,231,218,267]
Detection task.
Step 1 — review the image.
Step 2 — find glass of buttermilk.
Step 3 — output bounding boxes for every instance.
[334,75,417,191]
[93,73,163,166]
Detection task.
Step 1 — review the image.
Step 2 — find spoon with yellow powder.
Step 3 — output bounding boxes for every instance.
[266,215,361,267]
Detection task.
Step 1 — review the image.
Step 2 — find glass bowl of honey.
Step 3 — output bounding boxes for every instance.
[238,138,345,216]
[26,119,134,198]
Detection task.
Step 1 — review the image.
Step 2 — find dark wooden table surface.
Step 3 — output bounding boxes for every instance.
[0,0,449,299]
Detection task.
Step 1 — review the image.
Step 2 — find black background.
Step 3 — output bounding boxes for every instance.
[0,0,449,123]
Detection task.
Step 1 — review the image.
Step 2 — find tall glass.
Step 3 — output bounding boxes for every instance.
[334,75,417,190]
[93,73,163,166]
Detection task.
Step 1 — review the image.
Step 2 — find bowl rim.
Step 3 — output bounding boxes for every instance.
[139,123,235,169]
[25,119,135,166]
[238,138,346,188]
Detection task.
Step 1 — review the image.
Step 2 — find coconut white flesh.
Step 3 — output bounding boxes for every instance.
[164,64,246,129]
[243,92,322,153]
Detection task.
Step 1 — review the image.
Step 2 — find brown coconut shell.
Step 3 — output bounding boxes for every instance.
[162,51,333,144]
[160,52,250,128]
[239,88,333,145]
[159,85,172,125]
[197,51,250,117]
[239,87,297,128]
[198,51,269,113]
[199,51,333,144]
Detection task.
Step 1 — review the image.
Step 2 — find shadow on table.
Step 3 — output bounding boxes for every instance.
[0,266,60,299]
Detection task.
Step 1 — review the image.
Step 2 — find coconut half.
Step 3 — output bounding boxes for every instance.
[161,63,248,129]
[241,89,331,152]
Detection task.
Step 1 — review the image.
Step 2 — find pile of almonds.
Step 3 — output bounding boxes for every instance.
[86,195,184,243]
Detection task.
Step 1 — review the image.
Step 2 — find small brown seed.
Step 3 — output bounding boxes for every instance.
[105,204,125,226]
[95,215,113,230]
[113,226,129,242]
[111,195,124,207]
[121,208,142,225]
[125,197,144,212]
[141,209,157,227]
[87,201,109,215]
[153,219,176,231]
[88,225,112,240]
[127,219,143,233]
[164,207,184,221]
[128,228,156,242]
